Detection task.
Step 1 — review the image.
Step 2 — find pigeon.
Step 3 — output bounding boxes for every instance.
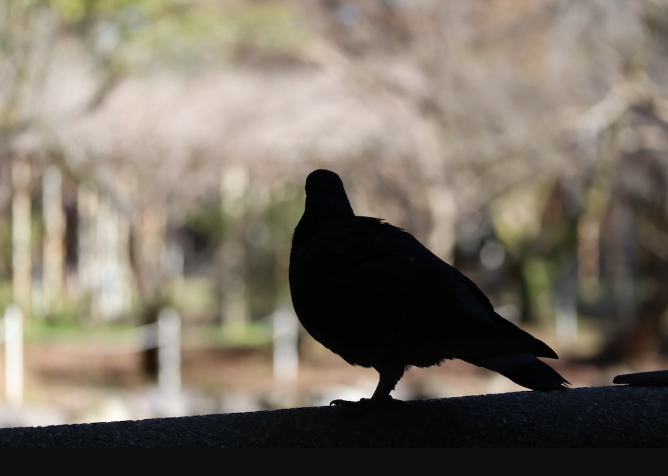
[289,169,569,406]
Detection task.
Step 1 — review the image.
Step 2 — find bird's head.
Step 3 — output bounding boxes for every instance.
[303,169,355,219]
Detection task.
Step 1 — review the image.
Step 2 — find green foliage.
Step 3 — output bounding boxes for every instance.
[0,217,11,278]
[177,182,303,323]
[231,2,306,52]
[171,276,217,321]
[188,321,272,348]
[49,0,95,22]
[41,0,308,69]
[0,280,12,314]
[491,180,549,255]
[246,181,304,317]
[50,0,169,24]
[185,201,225,252]
[263,181,304,247]
[522,257,553,321]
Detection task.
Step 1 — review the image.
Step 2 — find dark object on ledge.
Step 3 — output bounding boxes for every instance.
[613,369,668,386]
[289,169,569,406]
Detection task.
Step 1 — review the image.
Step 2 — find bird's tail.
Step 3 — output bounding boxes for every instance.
[462,353,570,391]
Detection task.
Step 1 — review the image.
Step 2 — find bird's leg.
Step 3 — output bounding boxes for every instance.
[330,364,406,407]
[370,364,405,402]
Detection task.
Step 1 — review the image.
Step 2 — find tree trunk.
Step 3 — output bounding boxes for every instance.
[12,160,31,320]
[42,165,65,318]
[219,165,249,328]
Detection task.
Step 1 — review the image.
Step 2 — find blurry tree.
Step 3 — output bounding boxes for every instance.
[0,0,308,325]
[11,160,31,318]
[303,0,668,361]
[2,0,668,370]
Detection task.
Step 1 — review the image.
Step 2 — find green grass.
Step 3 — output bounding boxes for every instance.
[20,317,273,350]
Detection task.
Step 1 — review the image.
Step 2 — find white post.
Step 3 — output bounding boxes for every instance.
[273,309,298,389]
[4,304,24,407]
[158,308,181,398]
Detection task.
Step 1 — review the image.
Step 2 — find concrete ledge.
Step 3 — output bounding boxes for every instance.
[0,386,666,447]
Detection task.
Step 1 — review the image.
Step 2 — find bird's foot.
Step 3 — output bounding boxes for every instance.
[330,395,404,407]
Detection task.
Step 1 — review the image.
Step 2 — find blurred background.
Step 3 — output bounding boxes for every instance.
[1,0,668,427]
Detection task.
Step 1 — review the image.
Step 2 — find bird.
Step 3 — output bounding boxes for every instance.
[289,169,570,406]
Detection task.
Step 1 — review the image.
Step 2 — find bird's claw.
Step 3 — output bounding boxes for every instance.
[330,396,404,407]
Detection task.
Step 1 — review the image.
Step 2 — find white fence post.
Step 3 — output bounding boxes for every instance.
[158,308,181,398]
[273,309,298,389]
[4,304,24,407]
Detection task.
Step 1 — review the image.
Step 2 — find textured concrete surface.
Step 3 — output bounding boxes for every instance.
[0,385,666,447]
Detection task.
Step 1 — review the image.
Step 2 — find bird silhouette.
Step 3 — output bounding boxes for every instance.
[289,169,569,406]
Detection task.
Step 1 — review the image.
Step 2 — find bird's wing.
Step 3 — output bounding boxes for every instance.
[290,216,557,367]
[290,217,461,357]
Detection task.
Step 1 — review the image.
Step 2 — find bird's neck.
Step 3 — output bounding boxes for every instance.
[292,207,353,247]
